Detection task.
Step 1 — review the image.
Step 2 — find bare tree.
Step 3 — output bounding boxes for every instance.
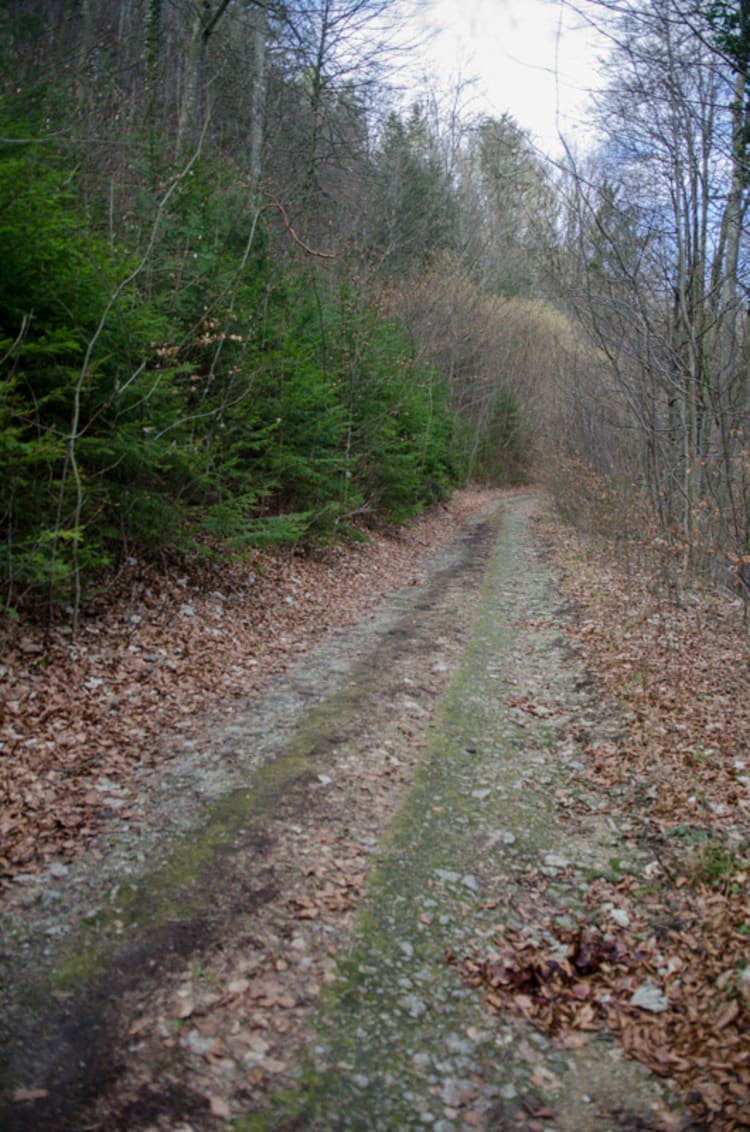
[264,0,416,233]
[558,0,750,590]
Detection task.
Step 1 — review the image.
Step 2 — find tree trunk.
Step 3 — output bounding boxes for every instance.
[176,2,206,152]
[144,0,163,119]
[248,0,268,191]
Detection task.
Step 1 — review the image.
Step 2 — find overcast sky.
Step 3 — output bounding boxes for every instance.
[405,0,607,156]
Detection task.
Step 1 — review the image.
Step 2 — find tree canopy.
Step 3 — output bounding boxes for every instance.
[4,0,750,620]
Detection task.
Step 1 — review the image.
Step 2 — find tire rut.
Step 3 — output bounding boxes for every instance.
[0,507,503,1132]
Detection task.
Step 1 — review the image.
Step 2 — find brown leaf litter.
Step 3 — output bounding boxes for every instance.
[452,507,750,1130]
[0,488,503,892]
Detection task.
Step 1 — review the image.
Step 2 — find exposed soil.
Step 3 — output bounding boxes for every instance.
[0,491,746,1131]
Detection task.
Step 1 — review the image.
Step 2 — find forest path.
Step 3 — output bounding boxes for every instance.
[1,495,681,1131]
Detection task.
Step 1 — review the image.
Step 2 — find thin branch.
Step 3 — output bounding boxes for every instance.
[0,314,31,368]
[265,197,335,259]
[202,0,233,40]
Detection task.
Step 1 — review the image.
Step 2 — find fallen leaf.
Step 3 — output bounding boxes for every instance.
[697,1082,726,1112]
[13,1088,49,1103]
[630,982,669,1014]
[715,999,740,1030]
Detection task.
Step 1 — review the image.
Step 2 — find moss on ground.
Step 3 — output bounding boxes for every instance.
[235,502,677,1130]
[47,689,364,995]
[241,506,573,1128]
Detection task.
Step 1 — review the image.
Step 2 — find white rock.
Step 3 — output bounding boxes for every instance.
[441,1079,463,1107]
[434,869,461,885]
[399,993,426,1018]
[609,908,631,928]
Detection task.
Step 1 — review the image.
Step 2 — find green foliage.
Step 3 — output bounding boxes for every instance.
[688,842,747,891]
[237,276,455,533]
[704,1,750,70]
[0,0,568,624]
[0,121,461,613]
[350,337,454,518]
[0,134,122,597]
[0,128,233,600]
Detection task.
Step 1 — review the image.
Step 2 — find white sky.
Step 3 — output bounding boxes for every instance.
[405,0,607,157]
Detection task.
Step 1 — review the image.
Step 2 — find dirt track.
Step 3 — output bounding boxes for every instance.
[0,495,684,1130]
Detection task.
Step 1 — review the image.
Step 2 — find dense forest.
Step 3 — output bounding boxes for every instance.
[2,0,750,623]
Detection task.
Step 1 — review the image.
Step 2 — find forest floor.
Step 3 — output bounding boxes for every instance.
[0,490,749,1131]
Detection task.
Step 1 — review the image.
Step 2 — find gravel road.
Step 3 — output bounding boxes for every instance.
[0,495,683,1131]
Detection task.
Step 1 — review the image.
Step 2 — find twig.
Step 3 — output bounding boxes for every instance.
[0,314,30,367]
[265,197,335,259]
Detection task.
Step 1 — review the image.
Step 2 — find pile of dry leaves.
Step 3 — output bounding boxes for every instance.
[454,512,750,1130]
[0,488,501,890]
